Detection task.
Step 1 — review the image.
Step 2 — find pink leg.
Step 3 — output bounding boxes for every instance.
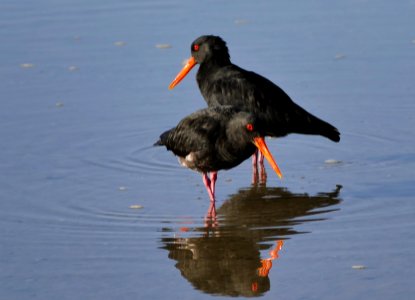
[252,164,258,185]
[259,164,267,185]
[209,172,217,196]
[202,173,215,203]
[252,150,259,167]
[252,150,259,185]
[258,150,264,166]
[252,149,267,185]
[252,149,264,166]
[203,172,218,227]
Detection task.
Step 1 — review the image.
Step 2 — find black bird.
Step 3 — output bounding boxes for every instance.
[169,35,340,167]
[154,106,282,216]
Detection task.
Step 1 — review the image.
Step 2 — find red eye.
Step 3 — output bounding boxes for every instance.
[246,123,254,131]
[193,44,199,51]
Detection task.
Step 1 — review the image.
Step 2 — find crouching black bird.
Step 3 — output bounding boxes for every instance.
[154,106,282,216]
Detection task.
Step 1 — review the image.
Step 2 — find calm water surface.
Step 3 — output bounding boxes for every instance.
[1,0,415,299]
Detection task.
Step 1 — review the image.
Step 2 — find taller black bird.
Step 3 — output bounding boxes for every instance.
[169,35,340,144]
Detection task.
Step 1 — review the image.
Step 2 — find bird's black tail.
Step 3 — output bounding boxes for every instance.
[153,128,172,146]
[301,114,341,143]
[153,139,163,146]
[281,104,341,142]
[322,125,341,142]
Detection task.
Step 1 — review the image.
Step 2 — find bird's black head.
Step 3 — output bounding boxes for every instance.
[226,112,262,144]
[168,35,231,90]
[191,35,231,65]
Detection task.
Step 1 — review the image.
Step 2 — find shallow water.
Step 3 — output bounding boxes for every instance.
[1,0,415,299]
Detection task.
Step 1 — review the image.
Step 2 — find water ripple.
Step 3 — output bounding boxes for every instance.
[77,129,182,176]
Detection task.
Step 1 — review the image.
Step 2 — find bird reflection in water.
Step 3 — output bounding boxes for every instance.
[160,185,342,297]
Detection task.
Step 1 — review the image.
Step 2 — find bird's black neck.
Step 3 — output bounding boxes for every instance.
[196,58,232,104]
[198,56,231,77]
[219,115,257,163]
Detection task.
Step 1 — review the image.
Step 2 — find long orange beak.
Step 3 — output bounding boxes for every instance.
[253,137,283,179]
[168,56,197,90]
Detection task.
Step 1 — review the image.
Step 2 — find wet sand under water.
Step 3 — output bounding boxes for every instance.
[1,1,415,299]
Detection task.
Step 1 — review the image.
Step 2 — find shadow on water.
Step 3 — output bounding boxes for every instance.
[160,184,342,297]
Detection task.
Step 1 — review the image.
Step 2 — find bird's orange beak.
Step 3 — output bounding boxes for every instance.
[253,137,283,179]
[168,56,197,90]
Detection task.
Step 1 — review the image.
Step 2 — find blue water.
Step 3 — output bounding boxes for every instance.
[1,0,415,299]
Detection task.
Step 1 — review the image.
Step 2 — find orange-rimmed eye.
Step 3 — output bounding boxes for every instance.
[193,44,199,51]
[246,123,254,131]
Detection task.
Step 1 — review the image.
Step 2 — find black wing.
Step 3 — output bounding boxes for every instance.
[154,106,238,157]
[199,65,340,142]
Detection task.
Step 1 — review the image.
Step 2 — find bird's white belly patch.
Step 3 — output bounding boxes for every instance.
[178,152,196,168]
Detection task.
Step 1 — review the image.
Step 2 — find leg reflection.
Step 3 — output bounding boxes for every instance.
[205,201,218,227]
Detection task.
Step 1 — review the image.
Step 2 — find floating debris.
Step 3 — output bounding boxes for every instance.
[68,65,79,72]
[114,41,127,47]
[352,265,366,270]
[325,159,342,165]
[234,19,250,25]
[20,63,34,68]
[55,102,64,108]
[129,204,143,209]
[334,53,346,60]
[155,43,172,49]
[118,186,127,191]
[412,39,415,44]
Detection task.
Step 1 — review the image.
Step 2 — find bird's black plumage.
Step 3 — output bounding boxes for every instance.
[155,106,260,173]
[172,35,340,142]
[155,105,282,212]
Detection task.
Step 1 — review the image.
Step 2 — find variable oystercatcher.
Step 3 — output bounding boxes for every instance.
[169,35,340,169]
[154,105,282,217]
